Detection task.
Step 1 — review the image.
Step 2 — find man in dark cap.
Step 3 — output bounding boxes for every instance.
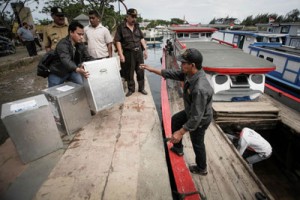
[43,7,68,52]
[114,8,148,97]
[140,48,214,176]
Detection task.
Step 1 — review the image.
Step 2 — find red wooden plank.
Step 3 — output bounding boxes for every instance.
[203,66,276,74]
[161,50,201,200]
[265,83,300,102]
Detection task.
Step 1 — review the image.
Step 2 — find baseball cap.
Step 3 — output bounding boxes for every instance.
[127,8,138,16]
[51,7,65,16]
[176,48,203,66]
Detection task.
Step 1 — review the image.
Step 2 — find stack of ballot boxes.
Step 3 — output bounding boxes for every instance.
[83,57,125,113]
[42,82,92,135]
[1,94,63,164]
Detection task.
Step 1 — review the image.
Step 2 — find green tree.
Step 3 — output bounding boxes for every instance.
[170,18,184,25]
[209,18,216,24]
[41,0,119,31]
[284,9,300,22]
[241,15,253,26]
[240,9,300,26]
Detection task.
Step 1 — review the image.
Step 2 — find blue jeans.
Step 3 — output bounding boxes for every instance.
[246,154,271,165]
[48,72,83,87]
[171,110,210,170]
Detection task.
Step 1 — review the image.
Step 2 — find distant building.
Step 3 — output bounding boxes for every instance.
[74,14,89,27]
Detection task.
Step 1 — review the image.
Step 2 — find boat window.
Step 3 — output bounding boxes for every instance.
[201,33,205,37]
[177,33,183,38]
[267,27,273,32]
[259,55,264,59]
[190,33,199,38]
[230,75,249,87]
[184,33,189,38]
[290,38,300,48]
[251,75,263,84]
[206,33,212,37]
[233,35,239,43]
[257,36,263,42]
[281,26,289,34]
[262,37,269,43]
[266,57,274,62]
[216,75,228,84]
[269,38,279,43]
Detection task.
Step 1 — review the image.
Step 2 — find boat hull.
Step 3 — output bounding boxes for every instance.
[249,44,300,111]
[144,35,163,42]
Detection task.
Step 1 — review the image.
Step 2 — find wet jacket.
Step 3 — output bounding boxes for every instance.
[161,69,214,131]
[50,35,93,77]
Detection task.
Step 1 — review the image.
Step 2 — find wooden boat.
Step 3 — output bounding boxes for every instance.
[161,27,275,199]
[212,30,300,111]
[249,43,300,111]
[168,25,217,42]
[143,28,164,42]
[162,25,300,199]
[146,40,162,48]
[169,26,276,101]
[212,30,288,53]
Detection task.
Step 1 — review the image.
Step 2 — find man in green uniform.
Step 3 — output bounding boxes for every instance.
[43,7,68,52]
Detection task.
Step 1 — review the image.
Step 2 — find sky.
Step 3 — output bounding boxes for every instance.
[29,0,299,24]
[111,0,299,24]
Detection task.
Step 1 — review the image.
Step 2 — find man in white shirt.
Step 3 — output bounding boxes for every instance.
[227,126,272,167]
[84,10,113,59]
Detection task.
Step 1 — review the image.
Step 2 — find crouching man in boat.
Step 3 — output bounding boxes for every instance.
[140,48,213,176]
[227,126,272,168]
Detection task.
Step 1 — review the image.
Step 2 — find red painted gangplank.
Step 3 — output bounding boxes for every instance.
[161,49,201,200]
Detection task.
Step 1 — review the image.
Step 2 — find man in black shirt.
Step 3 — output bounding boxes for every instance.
[114,8,148,97]
[141,48,214,176]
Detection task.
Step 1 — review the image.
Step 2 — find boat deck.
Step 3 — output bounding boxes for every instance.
[263,45,300,56]
[165,53,275,199]
[175,41,276,74]
[0,79,172,200]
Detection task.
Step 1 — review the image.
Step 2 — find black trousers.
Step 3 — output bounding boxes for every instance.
[171,110,210,170]
[24,41,37,57]
[121,50,144,92]
[34,38,42,48]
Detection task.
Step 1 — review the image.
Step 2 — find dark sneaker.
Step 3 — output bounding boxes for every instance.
[189,165,208,176]
[138,89,148,95]
[126,91,133,97]
[170,146,184,156]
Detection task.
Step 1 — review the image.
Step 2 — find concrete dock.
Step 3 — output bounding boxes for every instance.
[0,74,172,199]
